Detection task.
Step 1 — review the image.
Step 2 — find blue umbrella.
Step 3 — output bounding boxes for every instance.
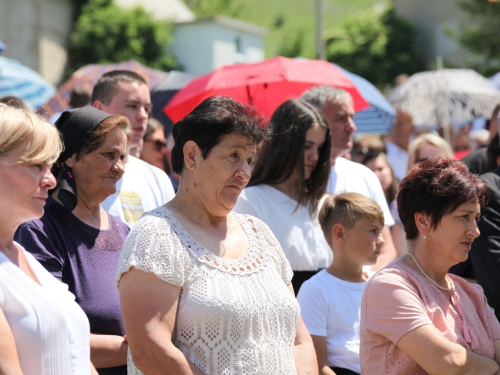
[333,64,396,134]
[0,56,55,109]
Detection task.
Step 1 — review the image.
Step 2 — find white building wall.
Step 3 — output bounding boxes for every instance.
[0,0,74,85]
[171,23,216,74]
[171,22,265,75]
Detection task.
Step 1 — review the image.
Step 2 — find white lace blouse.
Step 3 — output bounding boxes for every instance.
[116,207,300,375]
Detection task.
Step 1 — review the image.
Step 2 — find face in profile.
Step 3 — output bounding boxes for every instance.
[423,201,480,265]
[0,146,56,224]
[65,127,128,202]
[303,123,327,180]
[321,99,356,156]
[141,128,167,170]
[365,155,393,192]
[343,217,385,266]
[95,82,151,149]
[191,134,256,216]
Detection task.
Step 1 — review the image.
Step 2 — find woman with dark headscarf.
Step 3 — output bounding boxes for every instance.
[16,106,131,374]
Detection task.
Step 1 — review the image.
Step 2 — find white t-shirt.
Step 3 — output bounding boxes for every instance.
[102,156,175,228]
[297,269,373,373]
[327,157,395,227]
[233,184,332,271]
[0,244,90,375]
[385,141,408,182]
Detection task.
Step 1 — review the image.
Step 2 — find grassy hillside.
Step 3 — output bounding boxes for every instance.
[219,0,390,58]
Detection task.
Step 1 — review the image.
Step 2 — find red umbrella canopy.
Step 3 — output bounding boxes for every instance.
[42,60,167,118]
[164,56,369,123]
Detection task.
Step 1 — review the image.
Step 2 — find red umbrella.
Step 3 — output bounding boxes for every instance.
[42,60,167,118]
[164,56,369,122]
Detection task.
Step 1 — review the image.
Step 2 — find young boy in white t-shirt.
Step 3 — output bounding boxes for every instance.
[297,192,385,375]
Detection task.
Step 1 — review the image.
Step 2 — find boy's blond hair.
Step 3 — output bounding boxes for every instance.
[319,193,385,246]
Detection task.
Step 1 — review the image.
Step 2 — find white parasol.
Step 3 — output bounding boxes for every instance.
[388,69,500,142]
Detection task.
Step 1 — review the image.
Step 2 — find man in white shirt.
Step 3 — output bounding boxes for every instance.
[301,86,397,270]
[92,70,175,227]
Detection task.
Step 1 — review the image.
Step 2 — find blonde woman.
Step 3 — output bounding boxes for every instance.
[407,133,453,168]
[0,105,96,374]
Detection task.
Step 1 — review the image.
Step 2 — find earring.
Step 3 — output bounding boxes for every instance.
[424,235,428,240]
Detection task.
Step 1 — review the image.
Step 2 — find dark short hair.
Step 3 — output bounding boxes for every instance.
[91,70,147,105]
[249,99,331,215]
[171,96,268,174]
[398,156,489,240]
[69,86,91,108]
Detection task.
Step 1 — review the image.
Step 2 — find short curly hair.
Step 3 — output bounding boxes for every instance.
[398,156,489,240]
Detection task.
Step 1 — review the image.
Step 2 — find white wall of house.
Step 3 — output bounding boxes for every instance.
[170,16,267,75]
[0,0,74,85]
[0,0,195,86]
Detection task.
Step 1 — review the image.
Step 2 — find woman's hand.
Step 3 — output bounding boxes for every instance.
[90,333,128,368]
[0,308,23,375]
[397,324,499,375]
[119,268,204,375]
[289,284,319,375]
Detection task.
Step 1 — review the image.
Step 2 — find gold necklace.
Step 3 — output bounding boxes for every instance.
[405,253,456,292]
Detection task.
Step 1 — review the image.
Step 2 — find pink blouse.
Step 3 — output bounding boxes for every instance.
[360,258,500,375]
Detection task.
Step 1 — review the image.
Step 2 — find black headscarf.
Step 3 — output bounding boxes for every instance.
[54,106,113,211]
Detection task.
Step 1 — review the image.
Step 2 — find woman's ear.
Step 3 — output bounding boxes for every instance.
[414,212,431,236]
[64,154,77,168]
[183,141,200,172]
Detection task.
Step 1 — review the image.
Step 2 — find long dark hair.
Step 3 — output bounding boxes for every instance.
[249,99,331,215]
[361,151,398,205]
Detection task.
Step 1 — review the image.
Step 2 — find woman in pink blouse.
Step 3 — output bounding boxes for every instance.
[360,156,500,375]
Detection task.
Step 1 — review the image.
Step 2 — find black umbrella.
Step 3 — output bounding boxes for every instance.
[151,71,197,136]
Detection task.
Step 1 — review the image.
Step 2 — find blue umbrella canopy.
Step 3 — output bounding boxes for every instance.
[0,56,55,109]
[333,64,396,134]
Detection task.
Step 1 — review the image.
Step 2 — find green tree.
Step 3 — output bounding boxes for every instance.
[277,29,305,58]
[325,6,421,87]
[69,0,176,73]
[459,0,500,76]
[184,0,244,17]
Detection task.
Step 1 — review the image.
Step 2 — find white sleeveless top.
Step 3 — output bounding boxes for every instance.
[0,244,90,375]
[116,207,300,375]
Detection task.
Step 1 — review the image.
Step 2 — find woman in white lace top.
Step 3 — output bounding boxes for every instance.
[116,96,318,375]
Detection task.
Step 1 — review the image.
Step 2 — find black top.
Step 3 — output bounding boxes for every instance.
[469,166,500,322]
[461,146,488,175]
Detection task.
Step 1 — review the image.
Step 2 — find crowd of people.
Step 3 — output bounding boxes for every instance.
[1,67,500,375]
